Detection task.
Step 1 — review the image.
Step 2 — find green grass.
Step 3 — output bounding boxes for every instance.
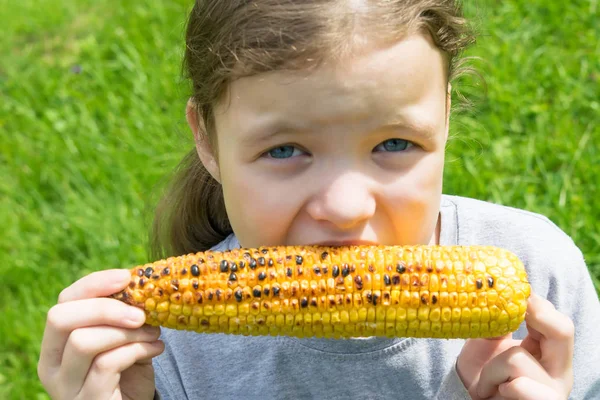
[1,0,598,398]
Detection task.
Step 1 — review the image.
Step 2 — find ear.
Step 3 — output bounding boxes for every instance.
[186,99,221,183]
[444,83,452,141]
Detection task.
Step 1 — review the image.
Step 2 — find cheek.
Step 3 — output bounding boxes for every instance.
[382,152,445,241]
[221,168,302,247]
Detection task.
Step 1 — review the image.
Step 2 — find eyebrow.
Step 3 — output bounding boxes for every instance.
[239,110,438,145]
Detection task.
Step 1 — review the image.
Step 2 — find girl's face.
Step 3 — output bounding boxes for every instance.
[193,32,450,248]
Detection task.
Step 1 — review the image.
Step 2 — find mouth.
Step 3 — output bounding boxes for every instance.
[309,240,381,247]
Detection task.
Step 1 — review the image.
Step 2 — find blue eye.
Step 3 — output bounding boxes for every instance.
[267,145,298,159]
[375,138,411,152]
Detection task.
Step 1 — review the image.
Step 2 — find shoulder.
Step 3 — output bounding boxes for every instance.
[442,194,579,252]
[442,194,590,305]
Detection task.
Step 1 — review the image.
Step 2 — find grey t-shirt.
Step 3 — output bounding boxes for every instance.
[153,195,600,399]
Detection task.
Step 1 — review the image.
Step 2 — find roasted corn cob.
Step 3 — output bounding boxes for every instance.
[111,245,530,339]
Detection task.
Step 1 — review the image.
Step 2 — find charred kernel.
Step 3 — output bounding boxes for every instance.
[207,291,214,301]
[272,285,281,296]
[392,274,400,285]
[286,255,292,261]
[220,260,229,272]
[249,259,257,269]
[372,292,379,306]
[230,262,238,272]
[396,263,406,274]
[229,272,237,281]
[152,274,160,280]
[192,281,199,290]
[263,287,270,296]
[215,289,223,301]
[136,269,144,277]
[368,264,375,273]
[200,319,209,326]
[157,288,164,296]
[366,292,372,303]
[243,252,251,260]
[297,267,303,276]
[432,294,438,304]
[128,281,135,289]
[258,257,265,266]
[310,298,318,307]
[487,277,494,288]
[286,267,293,277]
[234,289,243,302]
[321,251,328,260]
[384,274,391,286]
[342,264,350,277]
[313,266,321,275]
[191,264,200,276]
[253,288,262,298]
[258,271,267,281]
[268,259,274,267]
[139,278,146,287]
[197,293,203,304]
[161,267,170,276]
[476,279,483,289]
[261,248,268,254]
[354,275,363,290]
[296,255,303,265]
[300,297,309,308]
[332,265,340,277]
[421,294,428,305]
[322,266,328,274]
[239,261,245,269]
[181,268,187,275]
[144,267,154,278]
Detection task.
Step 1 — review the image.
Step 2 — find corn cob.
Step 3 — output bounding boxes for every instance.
[111,245,530,339]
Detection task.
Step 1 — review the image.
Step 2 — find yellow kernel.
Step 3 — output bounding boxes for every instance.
[156,301,169,313]
[418,307,430,321]
[145,298,157,311]
[225,305,237,317]
[430,308,441,322]
[169,304,182,316]
[441,307,452,322]
[407,308,417,321]
[182,305,192,316]
[396,308,407,321]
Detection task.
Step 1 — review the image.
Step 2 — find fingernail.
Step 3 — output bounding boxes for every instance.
[143,324,160,334]
[128,307,146,322]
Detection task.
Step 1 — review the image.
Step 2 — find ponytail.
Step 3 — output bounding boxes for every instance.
[150,149,232,260]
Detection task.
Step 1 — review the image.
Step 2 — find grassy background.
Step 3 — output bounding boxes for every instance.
[1,0,598,398]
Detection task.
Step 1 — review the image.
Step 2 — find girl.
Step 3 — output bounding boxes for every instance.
[38,1,600,399]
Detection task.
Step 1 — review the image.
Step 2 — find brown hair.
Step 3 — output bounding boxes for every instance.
[150,0,476,260]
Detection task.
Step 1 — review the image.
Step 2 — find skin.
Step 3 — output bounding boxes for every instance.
[37,31,573,399]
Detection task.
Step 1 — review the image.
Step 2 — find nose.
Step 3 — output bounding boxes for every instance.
[306,173,376,230]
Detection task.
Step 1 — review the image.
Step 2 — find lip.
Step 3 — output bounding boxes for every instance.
[310,240,380,247]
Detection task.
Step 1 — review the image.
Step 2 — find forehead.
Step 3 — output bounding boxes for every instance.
[214,32,447,132]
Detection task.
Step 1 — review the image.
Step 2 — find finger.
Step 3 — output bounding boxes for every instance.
[39,298,147,370]
[58,269,132,303]
[498,376,563,400]
[58,325,161,398]
[525,293,575,377]
[477,345,553,399]
[77,341,165,399]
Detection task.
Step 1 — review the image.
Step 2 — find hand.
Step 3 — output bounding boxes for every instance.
[38,269,165,400]
[456,292,574,400]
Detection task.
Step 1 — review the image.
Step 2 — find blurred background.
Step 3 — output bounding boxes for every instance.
[1,0,598,398]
